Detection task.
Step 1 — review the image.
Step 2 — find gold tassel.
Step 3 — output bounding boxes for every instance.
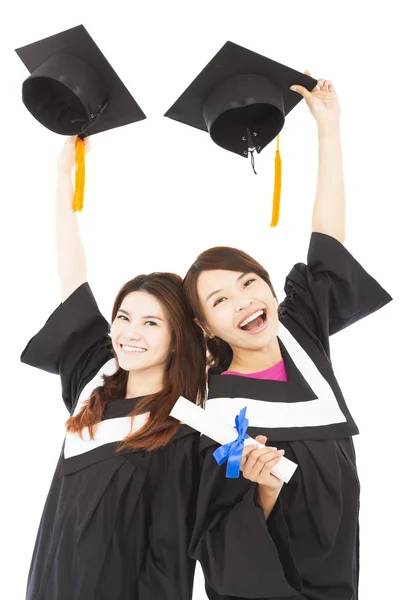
[73,137,85,212]
[270,134,281,227]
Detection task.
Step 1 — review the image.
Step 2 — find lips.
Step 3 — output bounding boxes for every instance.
[120,344,147,354]
[236,308,268,335]
[237,308,267,329]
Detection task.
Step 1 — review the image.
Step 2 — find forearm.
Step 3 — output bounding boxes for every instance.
[255,484,281,520]
[56,169,87,301]
[312,123,345,244]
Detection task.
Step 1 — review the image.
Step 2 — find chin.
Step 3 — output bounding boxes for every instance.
[116,354,147,371]
[243,339,270,351]
[235,327,277,351]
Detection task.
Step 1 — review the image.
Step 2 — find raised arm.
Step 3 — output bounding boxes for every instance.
[56,136,90,301]
[290,72,345,244]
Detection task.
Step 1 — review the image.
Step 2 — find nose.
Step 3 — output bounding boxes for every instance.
[122,322,142,341]
[234,296,254,312]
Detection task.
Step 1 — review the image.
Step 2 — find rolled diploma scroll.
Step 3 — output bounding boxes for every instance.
[170,396,297,484]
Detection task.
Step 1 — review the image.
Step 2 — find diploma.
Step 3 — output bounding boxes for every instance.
[170,396,297,484]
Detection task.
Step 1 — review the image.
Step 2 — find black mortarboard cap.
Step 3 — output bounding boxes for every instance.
[164,41,318,226]
[15,24,146,137]
[15,25,146,211]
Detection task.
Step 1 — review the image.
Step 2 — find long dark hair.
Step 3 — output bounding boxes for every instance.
[183,246,278,369]
[66,273,206,451]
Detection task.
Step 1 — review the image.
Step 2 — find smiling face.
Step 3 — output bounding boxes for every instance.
[110,291,173,374]
[197,270,279,352]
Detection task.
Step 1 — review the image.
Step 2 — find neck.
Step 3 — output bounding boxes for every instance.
[228,337,282,374]
[125,365,165,399]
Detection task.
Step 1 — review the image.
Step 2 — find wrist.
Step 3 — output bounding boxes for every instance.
[255,484,280,520]
[256,483,281,499]
[317,121,341,139]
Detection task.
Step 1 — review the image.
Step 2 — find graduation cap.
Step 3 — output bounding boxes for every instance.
[15,25,146,211]
[164,41,318,226]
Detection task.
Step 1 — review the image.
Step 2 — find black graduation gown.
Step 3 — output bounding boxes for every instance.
[190,232,393,600]
[20,282,200,600]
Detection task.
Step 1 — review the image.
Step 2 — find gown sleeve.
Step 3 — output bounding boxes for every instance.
[281,232,393,357]
[189,443,303,599]
[20,282,112,414]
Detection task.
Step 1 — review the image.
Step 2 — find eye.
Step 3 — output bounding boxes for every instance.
[145,320,158,326]
[213,297,227,307]
[243,278,256,288]
[117,314,128,321]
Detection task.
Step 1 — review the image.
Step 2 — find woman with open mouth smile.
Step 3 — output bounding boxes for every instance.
[20,136,206,600]
[182,70,392,600]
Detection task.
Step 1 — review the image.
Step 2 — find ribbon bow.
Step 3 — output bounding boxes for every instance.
[213,406,250,478]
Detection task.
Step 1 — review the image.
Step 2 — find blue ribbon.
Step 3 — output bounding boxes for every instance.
[213,406,250,478]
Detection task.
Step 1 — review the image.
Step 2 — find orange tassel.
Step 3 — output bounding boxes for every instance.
[270,134,281,227]
[73,137,85,212]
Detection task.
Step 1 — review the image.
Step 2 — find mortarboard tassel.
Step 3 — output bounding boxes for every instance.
[270,134,281,227]
[73,137,86,212]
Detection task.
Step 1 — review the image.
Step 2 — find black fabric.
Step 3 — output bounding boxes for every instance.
[281,231,393,359]
[189,449,303,599]
[15,25,146,137]
[193,232,392,600]
[164,41,317,157]
[20,283,200,600]
[26,431,200,600]
[21,282,112,414]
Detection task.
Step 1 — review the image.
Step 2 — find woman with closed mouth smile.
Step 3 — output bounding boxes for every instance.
[182,73,392,600]
[20,136,206,600]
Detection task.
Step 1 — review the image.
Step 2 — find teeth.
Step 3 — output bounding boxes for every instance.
[239,310,264,328]
[122,345,146,353]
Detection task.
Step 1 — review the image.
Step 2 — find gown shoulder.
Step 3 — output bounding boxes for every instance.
[280,231,392,357]
[20,282,112,413]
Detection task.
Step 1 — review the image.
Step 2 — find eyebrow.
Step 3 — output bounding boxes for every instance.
[117,309,163,321]
[205,272,250,302]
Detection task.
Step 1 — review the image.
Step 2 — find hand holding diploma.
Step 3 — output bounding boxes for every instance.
[169,397,297,484]
[241,435,285,491]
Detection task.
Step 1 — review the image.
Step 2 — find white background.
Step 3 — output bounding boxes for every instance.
[1,1,399,598]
